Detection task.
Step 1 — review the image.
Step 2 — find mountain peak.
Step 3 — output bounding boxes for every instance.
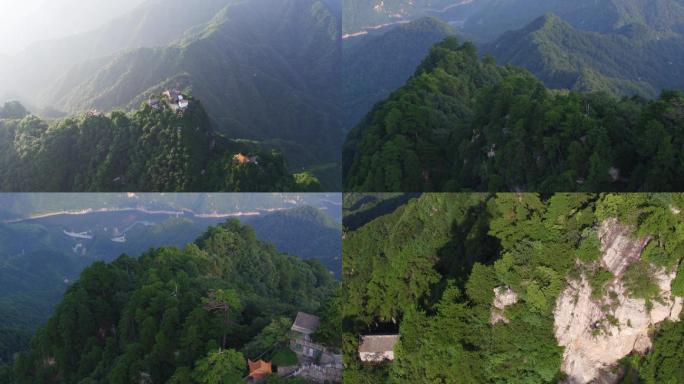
[527,13,567,32]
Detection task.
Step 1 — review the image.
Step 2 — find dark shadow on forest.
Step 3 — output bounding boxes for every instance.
[429,200,501,309]
[343,193,420,231]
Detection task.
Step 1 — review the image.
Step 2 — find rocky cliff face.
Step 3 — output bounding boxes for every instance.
[554,219,683,384]
[490,286,518,325]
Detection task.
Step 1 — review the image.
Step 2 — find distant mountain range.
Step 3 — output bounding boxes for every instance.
[247,206,342,276]
[0,193,341,221]
[344,0,684,40]
[486,13,684,97]
[342,0,471,36]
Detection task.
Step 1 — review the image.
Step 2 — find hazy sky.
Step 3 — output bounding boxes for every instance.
[0,0,146,54]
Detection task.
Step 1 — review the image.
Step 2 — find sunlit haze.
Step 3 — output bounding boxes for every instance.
[0,0,145,54]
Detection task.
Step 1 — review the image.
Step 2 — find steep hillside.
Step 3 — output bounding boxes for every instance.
[247,206,342,276]
[343,17,455,130]
[343,37,684,192]
[0,217,208,363]
[3,219,338,383]
[1,0,229,105]
[485,13,684,97]
[342,193,684,383]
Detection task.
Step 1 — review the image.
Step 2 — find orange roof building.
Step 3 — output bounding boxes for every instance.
[248,359,272,381]
[234,153,250,164]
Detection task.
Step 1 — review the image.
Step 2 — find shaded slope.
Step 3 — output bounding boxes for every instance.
[45,0,342,172]
[485,13,684,97]
[343,17,455,130]
[247,206,342,276]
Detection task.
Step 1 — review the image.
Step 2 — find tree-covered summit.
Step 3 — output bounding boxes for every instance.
[343,37,684,192]
[3,219,339,383]
[0,98,321,192]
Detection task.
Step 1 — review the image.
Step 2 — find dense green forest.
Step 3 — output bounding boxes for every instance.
[0,101,30,120]
[342,193,684,383]
[0,100,321,192]
[343,37,684,192]
[0,219,339,383]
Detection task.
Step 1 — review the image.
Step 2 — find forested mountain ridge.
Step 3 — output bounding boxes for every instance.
[342,1,684,129]
[0,203,341,363]
[486,13,684,98]
[47,0,341,151]
[0,98,318,192]
[1,219,339,383]
[343,37,684,192]
[0,217,209,364]
[343,193,684,383]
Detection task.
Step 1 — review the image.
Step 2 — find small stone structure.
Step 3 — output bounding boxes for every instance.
[358,334,399,362]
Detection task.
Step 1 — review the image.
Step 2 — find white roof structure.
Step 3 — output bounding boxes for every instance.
[358,335,399,362]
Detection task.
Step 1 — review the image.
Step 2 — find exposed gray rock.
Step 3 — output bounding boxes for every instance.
[490,286,518,325]
[554,219,682,384]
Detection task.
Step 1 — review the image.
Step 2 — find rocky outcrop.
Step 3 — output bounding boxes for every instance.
[598,219,651,276]
[491,286,518,325]
[554,219,683,384]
